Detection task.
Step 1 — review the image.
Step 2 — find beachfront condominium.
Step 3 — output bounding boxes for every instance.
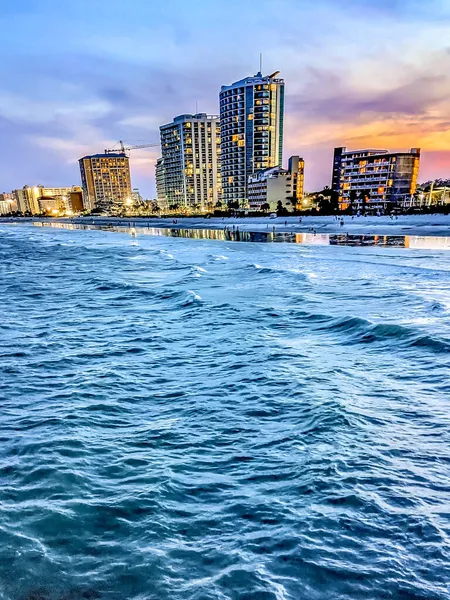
[159,113,222,210]
[248,155,305,211]
[332,147,421,210]
[13,185,82,215]
[219,70,285,206]
[78,153,132,211]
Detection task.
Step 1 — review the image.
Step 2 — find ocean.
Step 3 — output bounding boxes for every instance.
[1,223,449,600]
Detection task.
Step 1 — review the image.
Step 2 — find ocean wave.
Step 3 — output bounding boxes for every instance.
[317,315,450,352]
[1,224,450,600]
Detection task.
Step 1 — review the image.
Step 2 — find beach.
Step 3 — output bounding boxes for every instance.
[5,213,450,237]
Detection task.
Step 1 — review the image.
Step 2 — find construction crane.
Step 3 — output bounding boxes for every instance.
[104,140,160,156]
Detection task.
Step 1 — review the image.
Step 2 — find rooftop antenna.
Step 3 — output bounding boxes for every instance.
[259,53,263,74]
[195,100,198,114]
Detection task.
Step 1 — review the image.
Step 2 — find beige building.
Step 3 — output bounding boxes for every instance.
[79,152,132,211]
[248,155,305,211]
[13,186,82,215]
[14,186,40,214]
[0,193,17,215]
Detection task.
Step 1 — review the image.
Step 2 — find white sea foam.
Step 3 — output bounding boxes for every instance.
[188,290,202,300]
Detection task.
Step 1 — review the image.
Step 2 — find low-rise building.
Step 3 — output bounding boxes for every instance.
[247,155,304,211]
[0,193,17,215]
[13,186,40,214]
[12,185,82,215]
[68,189,84,212]
[332,147,420,209]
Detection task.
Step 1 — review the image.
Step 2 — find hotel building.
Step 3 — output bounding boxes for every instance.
[79,153,132,211]
[0,193,17,215]
[219,71,285,206]
[159,113,222,210]
[332,147,421,209]
[248,155,304,211]
[13,185,80,215]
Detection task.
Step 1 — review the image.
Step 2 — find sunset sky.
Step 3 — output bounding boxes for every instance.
[2,0,450,196]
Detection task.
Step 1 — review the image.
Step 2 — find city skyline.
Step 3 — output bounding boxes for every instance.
[1,0,450,197]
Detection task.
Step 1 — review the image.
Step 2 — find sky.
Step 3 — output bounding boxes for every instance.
[2,0,450,196]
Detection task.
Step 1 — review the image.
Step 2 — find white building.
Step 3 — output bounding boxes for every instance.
[219,71,285,206]
[159,113,222,210]
[248,156,304,211]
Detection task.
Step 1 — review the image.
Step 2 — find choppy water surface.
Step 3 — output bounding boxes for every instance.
[1,225,450,600]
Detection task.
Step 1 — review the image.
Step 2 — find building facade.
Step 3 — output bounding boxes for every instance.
[248,155,304,211]
[155,158,166,206]
[332,147,421,209]
[13,186,40,214]
[0,193,17,215]
[159,113,221,210]
[79,153,132,211]
[68,189,84,212]
[12,185,79,215]
[219,71,285,206]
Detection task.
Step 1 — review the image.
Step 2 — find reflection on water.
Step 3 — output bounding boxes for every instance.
[32,221,450,249]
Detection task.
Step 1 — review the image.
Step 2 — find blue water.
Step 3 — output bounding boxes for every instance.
[1,224,450,600]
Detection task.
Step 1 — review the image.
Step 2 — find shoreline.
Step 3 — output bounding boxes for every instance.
[1,214,450,237]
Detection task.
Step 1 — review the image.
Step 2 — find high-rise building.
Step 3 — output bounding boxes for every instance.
[332,147,421,209]
[159,113,222,210]
[155,158,167,208]
[78,153,132,211]
[219,70,285,206]
[248,155,304,211]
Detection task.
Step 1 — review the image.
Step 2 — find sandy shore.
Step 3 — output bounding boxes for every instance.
[33,214,450,237]
[2,214,450,237]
